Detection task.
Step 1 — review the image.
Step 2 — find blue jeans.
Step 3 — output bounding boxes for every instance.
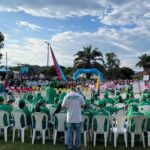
[67,122,82,150]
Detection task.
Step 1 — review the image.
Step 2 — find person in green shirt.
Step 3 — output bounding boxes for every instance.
[45,86,56,104]
[93,100,109,132]
[40,99,50,120]
[0,97,13,114]
[114,91,123,104]
[94,100,109,116]
[127,104,144,133]
[89,97,97,110]
[127,104,144,117]
[125,92,139,106]
[59,91,66,102]
[127,84,133,93]
[102,91,114,105]
[139,95,150,106]
[123,93,130,102]
[25,93,33,103]
[32,92,43,106]
[145,93,150,101]
[0,97,14,126]
[15,100,31,126]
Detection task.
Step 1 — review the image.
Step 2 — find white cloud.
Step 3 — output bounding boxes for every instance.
[2,25,150,71]
[1,0,150,72]
[16,21,41,30]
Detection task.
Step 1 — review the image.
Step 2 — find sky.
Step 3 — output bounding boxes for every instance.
[0,0,150,71]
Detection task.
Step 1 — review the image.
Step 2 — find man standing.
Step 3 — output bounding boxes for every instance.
[62,88,85,150]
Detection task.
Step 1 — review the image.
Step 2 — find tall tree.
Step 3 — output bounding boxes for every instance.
[105,52,120,80]
[0,32,4,60]
[120,67,134,79]
[136,54,150,74]
[74,45,104,78]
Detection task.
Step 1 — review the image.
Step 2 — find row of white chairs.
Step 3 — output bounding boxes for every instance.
[0,110,150,147]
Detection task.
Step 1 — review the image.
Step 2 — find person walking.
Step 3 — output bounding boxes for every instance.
[62,88,86,150]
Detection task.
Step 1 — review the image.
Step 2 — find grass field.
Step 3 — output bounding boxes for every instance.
[0,129,149,150]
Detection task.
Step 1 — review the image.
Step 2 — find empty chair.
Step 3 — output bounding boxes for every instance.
[53,113,67,145]
[92,115,109,147]
[12,110,30,143]
[31,112,50,145]
[128,116,145,147]
[111,112,128,147]
[0,110,12,141]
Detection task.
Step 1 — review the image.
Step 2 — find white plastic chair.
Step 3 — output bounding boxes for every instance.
[81,115,89,147]
[146,117,150,146]
[92,115,109,147]
[53,113,67,145]
[0,110,12,141]
[12,110,30,143]
[128,116,145,147]
[31,112,50,145]
[111,113,128,147]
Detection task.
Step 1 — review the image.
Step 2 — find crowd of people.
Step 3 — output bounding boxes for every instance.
[0,78,149,149]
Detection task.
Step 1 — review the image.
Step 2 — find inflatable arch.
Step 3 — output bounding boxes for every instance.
[73,68,104,82]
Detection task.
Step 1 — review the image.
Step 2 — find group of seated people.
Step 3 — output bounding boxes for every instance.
[0,83,150,143]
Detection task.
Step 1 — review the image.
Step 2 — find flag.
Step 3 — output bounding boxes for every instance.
[50,46,67,81]
[95,72,101,92]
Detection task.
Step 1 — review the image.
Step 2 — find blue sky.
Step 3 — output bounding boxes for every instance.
[0,0,150,71]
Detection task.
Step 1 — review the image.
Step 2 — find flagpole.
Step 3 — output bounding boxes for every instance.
[45,42,50,67]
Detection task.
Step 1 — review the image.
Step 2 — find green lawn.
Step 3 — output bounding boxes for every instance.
[0,130,149,150]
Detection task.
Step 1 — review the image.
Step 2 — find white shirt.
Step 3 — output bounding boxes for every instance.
[62,91,85,123]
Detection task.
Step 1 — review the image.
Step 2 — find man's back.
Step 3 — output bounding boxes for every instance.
[62,91,85,123]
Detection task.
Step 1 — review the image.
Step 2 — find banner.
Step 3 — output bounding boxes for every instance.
[20,66,29,79]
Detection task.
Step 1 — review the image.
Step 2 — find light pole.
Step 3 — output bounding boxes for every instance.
[45,41,50,67]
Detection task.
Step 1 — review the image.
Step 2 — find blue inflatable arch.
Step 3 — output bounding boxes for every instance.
[73,68,104,82]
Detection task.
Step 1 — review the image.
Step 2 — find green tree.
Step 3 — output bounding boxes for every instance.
[105,52,120,80]
[0,32,4,60]
[74,45,104,79]
[136,54,150,74]
[120,67,134,79]
[64,67,73,80]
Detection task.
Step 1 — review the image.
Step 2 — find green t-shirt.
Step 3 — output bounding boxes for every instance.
[40,106,50,119]
[102,97,114,104]
[46,87,56,104]
[0,104,13,126]
[15,106,31,126]
[0,104,13,114]
[105,106,124,114]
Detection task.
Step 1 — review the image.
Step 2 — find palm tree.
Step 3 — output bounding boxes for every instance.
[0,32,4,60]
[136,54,150,74]
[105,52,121,80]
[74,45,104,78]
